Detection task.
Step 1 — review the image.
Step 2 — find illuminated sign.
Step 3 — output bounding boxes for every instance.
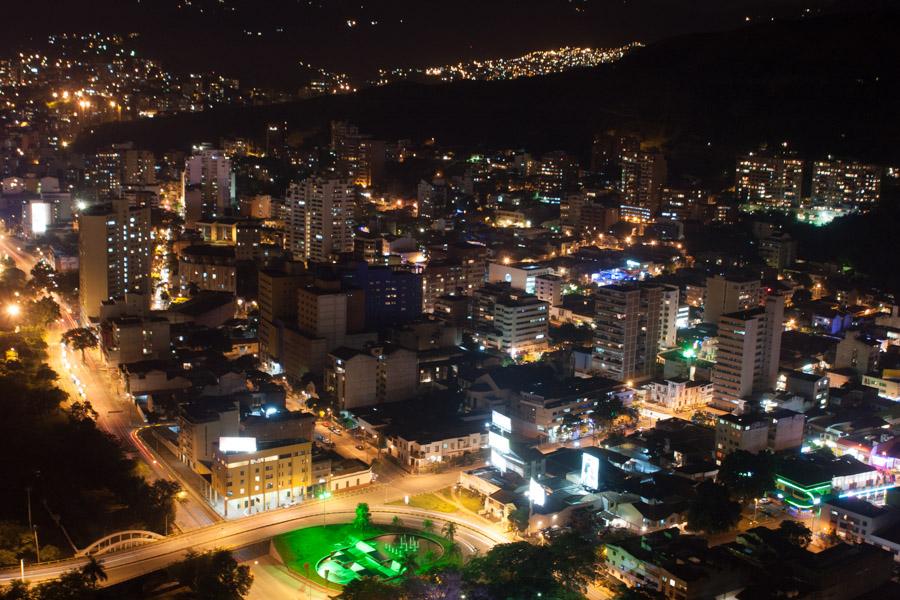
[30,202,51,235]
[490,449,507,473]
[581,452,600,489]
[492,410,512,433]
[529,478,545,507]
[489,431,510,454]
[219,437,257,453]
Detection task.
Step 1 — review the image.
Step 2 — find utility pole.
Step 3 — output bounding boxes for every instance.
[26,487,40,562]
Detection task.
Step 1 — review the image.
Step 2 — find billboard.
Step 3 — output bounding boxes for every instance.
[489,431,510,454]
[219,437,257,453]
[529,478,545,507]
[581,452,600,490]
[30,201,51,235]
[490,449,507,473]
[492,410,512,433]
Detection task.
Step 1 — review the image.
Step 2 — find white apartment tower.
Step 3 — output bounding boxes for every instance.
[78,198,152,321]
[704,274,761,324]
[711,295,785,410]
[286,176,356,263]
[594,283,663,383]
[182,148,234,224]
[658,285,680,349]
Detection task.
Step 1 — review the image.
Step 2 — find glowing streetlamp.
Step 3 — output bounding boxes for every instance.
[318,478,331,526]
[6,304,20,318]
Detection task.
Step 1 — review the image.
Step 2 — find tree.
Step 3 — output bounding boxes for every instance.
[80,556,107,586]
[33,570,98,600]
[777,520,812,548]
[171,549,253,600]
[0,580,32,600]
[335,577,403,600]
[24,297,60,328]
[400,550,419,576]
[545,531,603,595]
[61,328,98,362]
[421,518,434,534]
[464,540,582,600]
[686,482,742,534]
[507,507,530,532]
[391,515,403,527]
[353,503,372,530]
[441,521,457,542]
[142,479,181,534]
[29,262,56,293]
[68,401,98,422]
[717,450,775,502]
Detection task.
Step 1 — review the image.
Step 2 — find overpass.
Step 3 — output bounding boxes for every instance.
[0,500,510,588]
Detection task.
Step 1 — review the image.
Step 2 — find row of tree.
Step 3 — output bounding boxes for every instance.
[0,549,252,600]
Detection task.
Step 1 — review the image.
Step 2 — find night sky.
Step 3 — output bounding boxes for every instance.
[0,0,869,85]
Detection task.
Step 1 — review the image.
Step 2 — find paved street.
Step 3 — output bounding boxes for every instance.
[0,234,218,533]
[0,501,510,587]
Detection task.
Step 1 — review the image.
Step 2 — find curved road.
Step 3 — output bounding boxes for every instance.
[0,503,508,587]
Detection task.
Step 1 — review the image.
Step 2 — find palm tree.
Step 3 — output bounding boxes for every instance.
[80,555,107,586]
[400,550,418,577]
[422,518,434,533]
[441,521,457,542]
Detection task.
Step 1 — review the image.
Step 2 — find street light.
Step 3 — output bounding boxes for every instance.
[318,484,332,526]
[6,304,20,317]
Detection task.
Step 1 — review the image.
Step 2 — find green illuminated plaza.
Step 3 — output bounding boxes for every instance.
[272,521,461,589]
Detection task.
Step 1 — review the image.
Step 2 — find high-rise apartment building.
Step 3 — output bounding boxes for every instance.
[78,198,152,321]
[84,147,124,199]
[620,149,667,215]
[330,121,384,187]
[487,295,549,358]
[286,176,356,263]
[711,295,785,409]
[704,274,761,324]
[594,283,663,383]
[258,265,309,371]
[591,132,639,187]
[182,147,234,224]
[536,151,579,203]
[735,152,803,207]
[122,149,157,186]
[658,285,680,349]
[811,159,882,208]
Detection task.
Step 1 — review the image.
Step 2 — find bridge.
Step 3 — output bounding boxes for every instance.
[74,530,164,557]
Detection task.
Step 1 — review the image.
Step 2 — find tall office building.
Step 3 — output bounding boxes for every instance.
[811,159,882,209]
[735,152,803,207]
[704,274,761,324]
[711,295,785,409]
[620,149,667,215]
[78,198,152,321]
[594,283,663,383]
[286,176,356,263]
[182,147,234,224]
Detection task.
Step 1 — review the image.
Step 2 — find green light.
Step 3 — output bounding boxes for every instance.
[681,347,696,359]
[776,477,831,492]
